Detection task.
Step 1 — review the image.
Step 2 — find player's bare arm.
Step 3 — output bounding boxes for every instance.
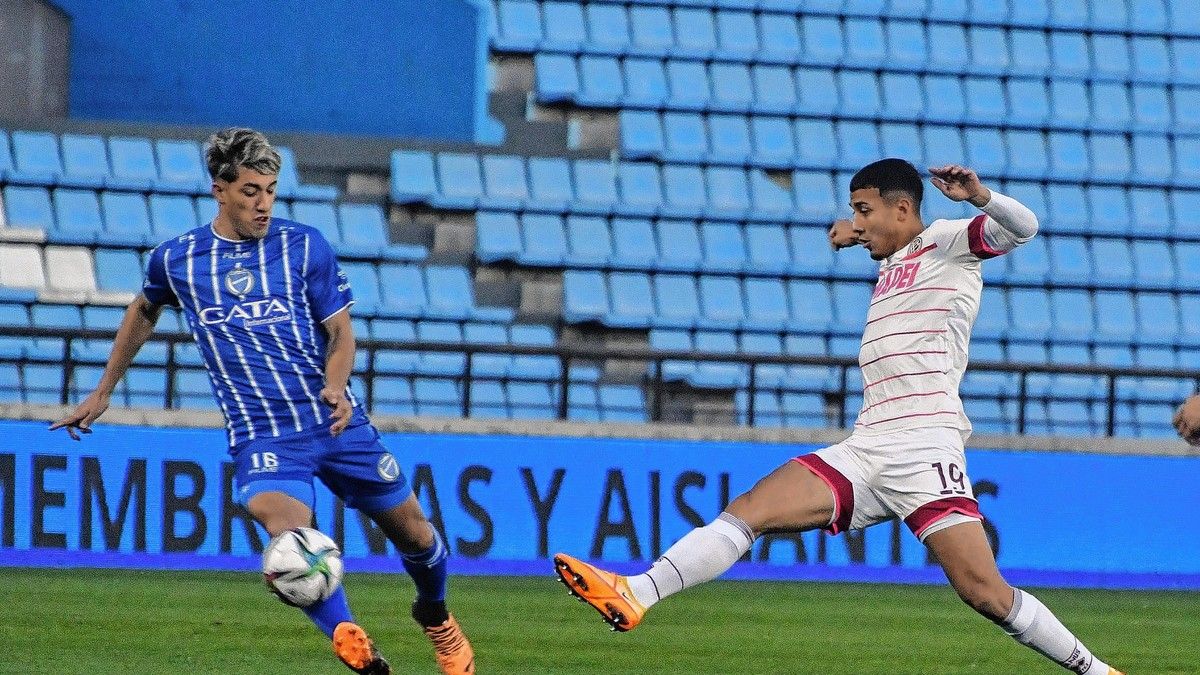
[828,218,861,250]
[1172,394,1200,445]
[320,307,356,436]
[929,164,992,207]
[50,293,164,440]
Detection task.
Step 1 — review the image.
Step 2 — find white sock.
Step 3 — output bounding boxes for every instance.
[1001,588,1111,674]
[625,512,754,609]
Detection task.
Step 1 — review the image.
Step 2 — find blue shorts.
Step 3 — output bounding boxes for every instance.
[230,421,412,514]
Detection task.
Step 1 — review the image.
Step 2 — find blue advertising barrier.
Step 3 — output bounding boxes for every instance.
[2,420,1197,590]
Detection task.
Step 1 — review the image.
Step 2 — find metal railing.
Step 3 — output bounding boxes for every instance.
[3,326,1198,436]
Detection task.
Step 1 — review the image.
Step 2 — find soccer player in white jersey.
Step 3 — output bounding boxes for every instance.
[554,159,1124,675]
[50,128,475,674]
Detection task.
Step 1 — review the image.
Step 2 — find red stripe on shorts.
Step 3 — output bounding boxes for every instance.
[792,454,854,535]
[903,496,982,539]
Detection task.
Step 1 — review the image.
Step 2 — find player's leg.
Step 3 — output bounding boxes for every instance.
[925,521,1122,675]
[554,454,845,631]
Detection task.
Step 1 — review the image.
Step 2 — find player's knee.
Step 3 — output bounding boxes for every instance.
[953,575,1013,621]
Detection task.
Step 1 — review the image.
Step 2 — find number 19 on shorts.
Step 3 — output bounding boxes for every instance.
[932,462,967,495]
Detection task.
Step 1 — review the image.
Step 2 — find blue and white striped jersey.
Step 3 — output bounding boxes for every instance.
[143,218,366,448]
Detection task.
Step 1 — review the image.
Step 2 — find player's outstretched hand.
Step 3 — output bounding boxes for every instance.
[321,386,352,437]
[828,218,860,250]
[1172,394,1200,446]
[929,165,990,206]
[49,390,111,441]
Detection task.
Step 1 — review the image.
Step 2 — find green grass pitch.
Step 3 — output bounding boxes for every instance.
[3,568,1196,673]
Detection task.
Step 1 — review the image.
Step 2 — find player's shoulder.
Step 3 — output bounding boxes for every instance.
[149,224,211,255]
[272,217,327,242]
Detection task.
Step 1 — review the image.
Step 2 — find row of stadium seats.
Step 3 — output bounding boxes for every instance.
[477,211,1200,290]
[499,1,1200,81]
[562,269,1200,346]
[497,0,1200,37]
[0,130,336,200]
[392,150,1200,230]
[537,53,1200,133]
[0,185,425,260]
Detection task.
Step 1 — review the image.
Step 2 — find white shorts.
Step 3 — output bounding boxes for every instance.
[793,426,982,542]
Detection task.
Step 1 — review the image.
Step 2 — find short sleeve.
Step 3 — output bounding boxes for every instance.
[142,244,180,307]
[304,230,354,322]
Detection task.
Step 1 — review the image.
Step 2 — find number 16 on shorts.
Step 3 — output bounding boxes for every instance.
[932,461,967,495]
[249,451,279,474]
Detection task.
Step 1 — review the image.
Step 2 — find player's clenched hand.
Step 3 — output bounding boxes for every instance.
[49,390,111,441]
[1172,394,1200,446]
[929,165,991,207]
[321,386,352,437]
[828,218,860,250]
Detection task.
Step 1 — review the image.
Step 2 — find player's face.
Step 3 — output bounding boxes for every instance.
[214,168,277,240]
[849,187,913,260]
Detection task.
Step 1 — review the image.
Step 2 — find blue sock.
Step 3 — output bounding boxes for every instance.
[302,585,354,638]
[402,526,448,603]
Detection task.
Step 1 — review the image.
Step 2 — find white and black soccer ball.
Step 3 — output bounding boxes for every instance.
[262,527,344,607]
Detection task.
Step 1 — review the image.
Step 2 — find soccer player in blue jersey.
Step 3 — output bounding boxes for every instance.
[50,128,475,675]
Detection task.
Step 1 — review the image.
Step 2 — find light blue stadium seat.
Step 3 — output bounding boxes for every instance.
[836,120,881,170]
[1174,241,1200,291]
[927,23,969,74]
[107,137,161,193]
[673,7,717,60]
[788,225,834,276]
[1131,134,1173,185]
[706,166,751,218]
[795,67,838,118]
[744,223,791,275]
[586,3,631,55]
[9,131,62,186]
[527,157,573,212]
[750,66,797,117]
[340,203,423,261]
[148,194,198,240]
[1006,79,1049,127]
[800,15,843,66]
[540,0,586,51]
[154,139,210,194]
[1131,35,1171,85]
[416,320,466,376]
[748,116,796,166]
[578,55,624,107]
[1128,188,1171,238]
[509,323,559,380]
[698,276,746,330]
[1008,29,1051,76]
[795,119,838,169]
[608,271,654,327]
[1048,132,1090,181]
[1092,34,1132,83]
[462,322,510,379]
[739,331,787,388]
[1093,291,1137,344]
[481,155,530,211]
[844,17,887,68]
[923,0,969,22]
[1049,80,1091,130]
[709,114,753,164]
[373,319,420,374]
[621,111,663,160]
[434,153,483,209]
[655,219,703,272]
[622,57,668,108]
[1006,289,1052,340]
[413,377,461,418]
[0,131,12,183]
[1049,31,1091,78]
[1136,292,1180,346]
[830,282,871,334]
[838,70,881,119]
[1047,236,1091,284]
[277,146,337,201]
[744,170,792,220]
[291,201,342,247]
[391,150,437,204]
[709,62,754,114]
[340,262,382,316]
[1045,185,1089,234]
[715,10,759,61]
[922,125,965,168]
[428,265,512,322]
[1089,135,1132,185]
[660,165,707,219]
[974,287,1008,340]
[566,383,600,421]
[521,213,569,265]
[786,280,834,333]
[494,0,542,52]
[649,328,695,382]
[565,215,612,266]
[100,191,152,246]
[792,170,838,224]
[964,128,1006,177]
[743,277,791,332]
[1131,240,1175,290]
[628,6,673,57]
[1173,85,1200,133]
[1003,130,1048,181]
[661,112,707,164]
[372,375,415,415]
[476,211,521,264]
[880,72,922,121]
[572,159,617,214]
[1090,238,1135,288]
[964,77,1007,126]
[616,161,662,218]
[969,25,1009,75]
[700,221,747,274]
[692,330,743,388]
[59,134,112,190]
[1091,81,1132,131]
[598,384,646,422]
[1050,289,1096,339]
[1176,137,1200,185]
[666,60,713,111]
[758,13,800,62]
[610,217,658,268]
[1086,186,1131,237]
[1173,38,1200,85]
[51,188,104,244]
[0,304,29,360]
[534,53,580,104]
[508,381,557,420]
[882,18,925,68]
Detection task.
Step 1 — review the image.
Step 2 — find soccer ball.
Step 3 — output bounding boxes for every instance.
[262,527,344,607]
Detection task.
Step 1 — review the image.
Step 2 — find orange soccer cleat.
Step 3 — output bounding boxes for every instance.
[332,622,391,675]
[422,614,476,674]
[553,552,647,632]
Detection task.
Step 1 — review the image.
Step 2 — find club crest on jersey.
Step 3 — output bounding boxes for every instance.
[907,236,923,256]
[377,453,400,482]
[224,265,255,297]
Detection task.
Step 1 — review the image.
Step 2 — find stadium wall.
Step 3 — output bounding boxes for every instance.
[47,0,493,141]
[2,419,1197,590]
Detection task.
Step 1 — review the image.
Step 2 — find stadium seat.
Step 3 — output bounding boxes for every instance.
[795,67,838,118]
[698,276,746,329]
[1131,134,1173,185]
[520,213,569,265]
[1173,85,1200,133]
[788,225,834,276]
[508,381,557,420]
[1049,80,1091,130]
[1091,81,1132,131]
[338,203,423,261]
[795,119,838,169]
[3,185,55,232]
[373,319,420,373]
[880,73,923,121]
[291,201,342,247]
[964,77,1007,126]
[1048,132,1091,181]
[509,323,559,380]
[390,150,437,204]
[494,0,541,52]
[461,322,510,379]
[744,223,791,275]
[1129,188,1172,238]
[922,125,965,168]
[475,211,521,264]
[787,280,834,333]
[964,128,1006,177]
[340,262,382,316]
[1131,240,1175,290]
[9,131,63,186]
[1174,242,1200,290]
[800,15,843,66]
[654,219,703,272]
[481,155,530,210]
[620,111,663,160]
[0,131,13,183]
[1045,185,1089,234]
[100,191,153,246]
[747,171,793,220]
[565,215,612,266]
[792,170,838,223]
[59,134,111,190]
[1050,289,1096,339]
[572,159,617,214]
[708,114,753,164]
[660,165,707,219]
[610,217,658,268]
[598,384,646,422]
[836,120,881,170]
[607,271,654,327]
[1008,29,1051,76]
[699,222,747,274]
[435,153,483,209]
[94,249,144,293]
[974,287,1009,340]
[1093,291,1138,344]
[649,328,695,383]
[1132,36,1171,84]
[154,139,210,194]
[107,137,160,193]
[585,3,630,55]
[1047,236,1091,285]
[1136,292,1180,346]
[837,70,881,119]
[715,10,758,62]
[1090,238,1135,288]
[1006,289,1052,340]
[426,265,512,322]
[709,63,754,114]
[276,146,337,201]
[149,194,199,240]
[527,157,573,212]
[628,6,673,57]
[1006,79,1050,127]
[51,188,104,245]
[415,321,466,376]
[743,277,792,332]
[706,166,751,218]
[578,55,624,107]
[413,378,461,417]
[534,53,579,104]
[616,161,663,217]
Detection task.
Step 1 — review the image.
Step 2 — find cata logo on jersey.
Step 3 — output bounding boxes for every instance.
[198,298,291,327]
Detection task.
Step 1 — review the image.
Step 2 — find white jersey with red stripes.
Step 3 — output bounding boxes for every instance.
[854,212,1015,435]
